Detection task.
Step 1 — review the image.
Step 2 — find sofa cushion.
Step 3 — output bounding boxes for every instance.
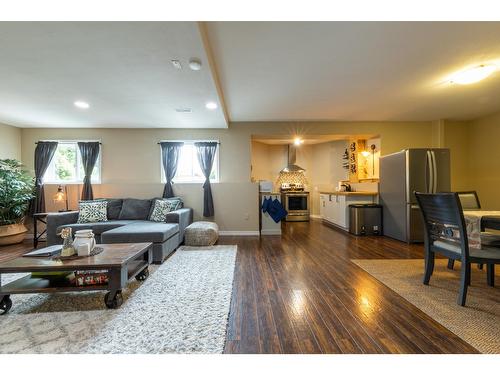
[101,222,179,243]
[58,220,140,236]
[118,198,152,220]
[90,220,139,235]
[57,223,94,236]
[105,199,123,220]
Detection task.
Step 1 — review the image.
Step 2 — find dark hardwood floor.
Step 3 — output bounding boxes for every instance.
[219,220,480,354]
[0,220,482,353]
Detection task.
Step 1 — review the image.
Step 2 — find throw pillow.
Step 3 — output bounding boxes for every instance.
[77,200,108,223]
[166,197,182,211]
[149,199,179,222]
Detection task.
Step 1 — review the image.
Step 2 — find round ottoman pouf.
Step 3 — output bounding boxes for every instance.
[184,221,219,246]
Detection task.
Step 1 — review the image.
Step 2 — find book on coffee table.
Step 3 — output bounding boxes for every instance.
[23,245,62,257]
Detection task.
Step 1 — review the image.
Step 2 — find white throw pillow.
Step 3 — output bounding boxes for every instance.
[149,199,178,222]
[77,200,108,223]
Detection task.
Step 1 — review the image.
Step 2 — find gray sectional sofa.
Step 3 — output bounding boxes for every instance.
[46,198,193,264]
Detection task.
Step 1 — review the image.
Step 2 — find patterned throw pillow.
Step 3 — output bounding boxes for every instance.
[166,198,182,211]
[149,199,179,222]
[77,200,108,223]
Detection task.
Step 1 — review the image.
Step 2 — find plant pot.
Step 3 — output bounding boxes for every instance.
[0,224,28,246]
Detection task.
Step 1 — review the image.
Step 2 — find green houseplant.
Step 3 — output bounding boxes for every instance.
[0,159,35,245]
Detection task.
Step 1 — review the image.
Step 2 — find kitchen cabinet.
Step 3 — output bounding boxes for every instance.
[320,192,376,231]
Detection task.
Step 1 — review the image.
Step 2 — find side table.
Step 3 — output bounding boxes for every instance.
[33,212,48,248]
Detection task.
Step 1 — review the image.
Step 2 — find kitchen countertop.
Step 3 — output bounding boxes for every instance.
[319,191,379,196]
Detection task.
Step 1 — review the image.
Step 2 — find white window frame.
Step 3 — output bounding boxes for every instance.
[43,140,102,184]
[160,140,220,184]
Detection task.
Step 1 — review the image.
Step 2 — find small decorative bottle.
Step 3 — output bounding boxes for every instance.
[60,227,76,257]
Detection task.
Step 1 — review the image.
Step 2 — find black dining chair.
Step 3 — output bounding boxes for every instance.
[448,191,483,270]
[457,191,481,210]
[415,192,500,306]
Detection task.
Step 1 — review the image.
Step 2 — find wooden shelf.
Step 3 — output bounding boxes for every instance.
[0,274,109,294]
[0,260,148,295]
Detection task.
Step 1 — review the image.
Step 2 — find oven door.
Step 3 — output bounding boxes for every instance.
[284,193,310,221]
[287,194,309,212]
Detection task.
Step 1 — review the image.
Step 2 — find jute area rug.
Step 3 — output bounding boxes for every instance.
[352,258,500,354]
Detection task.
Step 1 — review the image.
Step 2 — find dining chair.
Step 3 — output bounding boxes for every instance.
[448,191,484,270]
[415,192,500,306]
[457,191,481,210]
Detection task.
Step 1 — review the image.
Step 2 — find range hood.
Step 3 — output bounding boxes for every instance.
[280,145,305,173]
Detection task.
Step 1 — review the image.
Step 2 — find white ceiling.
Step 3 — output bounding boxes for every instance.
[0,22,227,128]
[206,22,500,122]
[1,22,500,128]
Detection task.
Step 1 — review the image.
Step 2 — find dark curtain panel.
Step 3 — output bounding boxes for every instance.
[32,141,58,214]
[160,142,184,198]
[78,142,100,200]
[195,142,218,217]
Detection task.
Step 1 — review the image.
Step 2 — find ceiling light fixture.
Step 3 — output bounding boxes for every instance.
[189,58,202,71]
[205,102,218,110]
[450,64,497,85]
[175,108,192,113]
[294,138,304,146]
[74,100,90,109]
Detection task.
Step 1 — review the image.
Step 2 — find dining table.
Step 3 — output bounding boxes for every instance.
[462,210,500,249]
[480,215,500,231]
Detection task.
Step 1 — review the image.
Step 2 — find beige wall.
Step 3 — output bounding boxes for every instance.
[443,121,470,192]
[467,111,500,209]
[20,120,442,231]
[251,140,348,215]
[21,127,259,233]
[0,123,22,160]
[308,140,349,215]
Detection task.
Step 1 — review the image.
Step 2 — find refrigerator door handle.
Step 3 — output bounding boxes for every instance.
[425,151,432,193]
[431,150,437,193]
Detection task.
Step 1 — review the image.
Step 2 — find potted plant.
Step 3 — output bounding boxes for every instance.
[0,159,35,245]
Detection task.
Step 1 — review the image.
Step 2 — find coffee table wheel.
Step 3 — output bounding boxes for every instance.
[135,267,149,281]
[104,291,123,309]
[0,295,12,315]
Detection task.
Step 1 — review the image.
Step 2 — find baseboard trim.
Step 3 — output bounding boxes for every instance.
[260,229,282,235]
[219,231,260,236]
[309,214,322,219]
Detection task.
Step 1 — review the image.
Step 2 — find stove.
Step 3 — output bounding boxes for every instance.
[281,191,310,222]
[280,182,305,192]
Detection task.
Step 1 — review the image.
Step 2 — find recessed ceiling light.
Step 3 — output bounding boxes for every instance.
[74,100,90,109]
[175,108,192,113]
[189,58,202,71]
[205,102,218,110]
[450,64,497,85]
[294,138,304,146]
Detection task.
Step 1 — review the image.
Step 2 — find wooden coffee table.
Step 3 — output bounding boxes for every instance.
[0,242,153,314]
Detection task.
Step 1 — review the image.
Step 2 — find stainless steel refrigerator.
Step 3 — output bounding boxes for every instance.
[379,149,450,243]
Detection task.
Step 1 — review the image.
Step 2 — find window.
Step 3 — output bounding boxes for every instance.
[44,141,101,184]
[161,141,219,183]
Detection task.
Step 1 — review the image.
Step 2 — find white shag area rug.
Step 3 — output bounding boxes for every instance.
[0,245,237,354]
